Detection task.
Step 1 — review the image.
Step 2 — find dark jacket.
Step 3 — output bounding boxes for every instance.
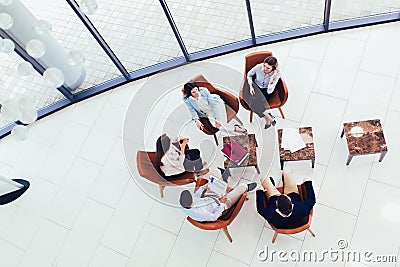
[256,181,316,229]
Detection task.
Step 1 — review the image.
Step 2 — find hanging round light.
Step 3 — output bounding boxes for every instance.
[80,0,98,15]
[43,67,64,88]
[17,61,34,76]
[67,50,85,66]
[0,13,13,29]
[0,0,13,6]
[0,38,15,53]
[26,39,46,58]
[19,107,37,124]
[0,100,21,121]
[34,20,52,36]
[11,125,28,141]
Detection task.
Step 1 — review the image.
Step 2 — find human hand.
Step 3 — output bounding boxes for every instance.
[179,137,189,147]
[250,85,255,95]
[195,120,204,130]
[219,195,227,203]
[215,120,221,128]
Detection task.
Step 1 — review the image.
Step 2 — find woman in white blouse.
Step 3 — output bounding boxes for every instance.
[156,134,209,179]
[246,56,281,129]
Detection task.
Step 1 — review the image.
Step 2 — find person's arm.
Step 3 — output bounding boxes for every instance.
[256,190,269,218]
[267,71,281,94]
[303,181,316,212]
[247,64,259,86]
[184,98,200,121]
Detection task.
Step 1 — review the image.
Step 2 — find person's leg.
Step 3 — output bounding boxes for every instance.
[260,176,281,199]
[183,149,204,172]
[225,183,247,208]
[283,171,299,195]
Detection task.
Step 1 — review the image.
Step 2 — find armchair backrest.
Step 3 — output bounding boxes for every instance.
[244,51,273,75]
[136,150,195,186]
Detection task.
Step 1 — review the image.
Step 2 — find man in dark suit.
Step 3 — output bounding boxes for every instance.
[256,171,315,229]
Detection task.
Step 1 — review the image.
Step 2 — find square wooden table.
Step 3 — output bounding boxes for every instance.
[222,133,260,174]
[341,119,388,165]
[278,127,315,170]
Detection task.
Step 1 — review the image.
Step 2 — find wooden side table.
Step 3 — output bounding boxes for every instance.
[341,119,388,165]
[278,127,315,170]
[222,133,260,174]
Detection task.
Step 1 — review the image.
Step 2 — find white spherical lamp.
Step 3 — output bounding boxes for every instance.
[20,96,36,110]
[67,50,85,66]
[0,13,13,29]
[11,125,28,141]
[19,107,37,124]
[80,0,98,15]
[17,61,34,76]
[43,67,64,87]
[0,100,20,121]
[0,0,13,6]
[34,20,52,35]
[26,39,45,58]
[0,38,15,53]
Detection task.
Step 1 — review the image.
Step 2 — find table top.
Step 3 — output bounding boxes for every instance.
[278,127,315,161]
[343,119,387,156]
[222,133,258,168]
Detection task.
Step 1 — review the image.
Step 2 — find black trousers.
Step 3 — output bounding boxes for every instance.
[183,149,203,172]
[242,82,271,117]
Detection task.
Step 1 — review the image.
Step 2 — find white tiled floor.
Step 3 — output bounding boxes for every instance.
[1,22,400,267]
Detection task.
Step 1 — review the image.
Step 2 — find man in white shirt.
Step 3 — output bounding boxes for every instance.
[180,179,257,222]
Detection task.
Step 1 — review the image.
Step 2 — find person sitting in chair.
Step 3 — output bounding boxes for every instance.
[183,82,247,135]
[180,173,257,222]
[245,56,282,129]
[256,171,316,229]
[156,133,209,179]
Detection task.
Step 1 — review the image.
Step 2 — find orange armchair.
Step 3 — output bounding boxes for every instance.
[136,150,196,198]
[239,51,289,122]
[185,74,243,146]
[186,178,247,242]
[262,182,315,243]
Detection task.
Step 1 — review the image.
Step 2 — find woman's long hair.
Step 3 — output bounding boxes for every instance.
[156,134,171,172]
[183,82,198,99]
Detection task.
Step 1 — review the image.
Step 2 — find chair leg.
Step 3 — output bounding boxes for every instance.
[159,185,165,198]
[272,231,278,243]
[307,228,316,237]
[222,227,233,243]
[250,111,254,123]
[278,107,285,119]
[213,133,219,146]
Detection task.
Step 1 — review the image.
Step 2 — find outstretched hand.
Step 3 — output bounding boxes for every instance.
[195,120,204,130]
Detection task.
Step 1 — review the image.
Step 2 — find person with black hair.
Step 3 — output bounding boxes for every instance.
[180,178,257,222]
[255,171,316,229]
[183,82,246,134]
[156,133,209,178]
[246,56,282,129]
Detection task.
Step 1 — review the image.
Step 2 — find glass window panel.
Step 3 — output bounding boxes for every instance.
[251,0,325,36]
[167,0,251,53]
[0,51,65,128]
[331,0,400,22]
[21,0,122,94]
[69,0,183,72]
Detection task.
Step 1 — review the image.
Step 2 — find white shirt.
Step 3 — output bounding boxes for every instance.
[182,188,226,222]
[160,142,185,176]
